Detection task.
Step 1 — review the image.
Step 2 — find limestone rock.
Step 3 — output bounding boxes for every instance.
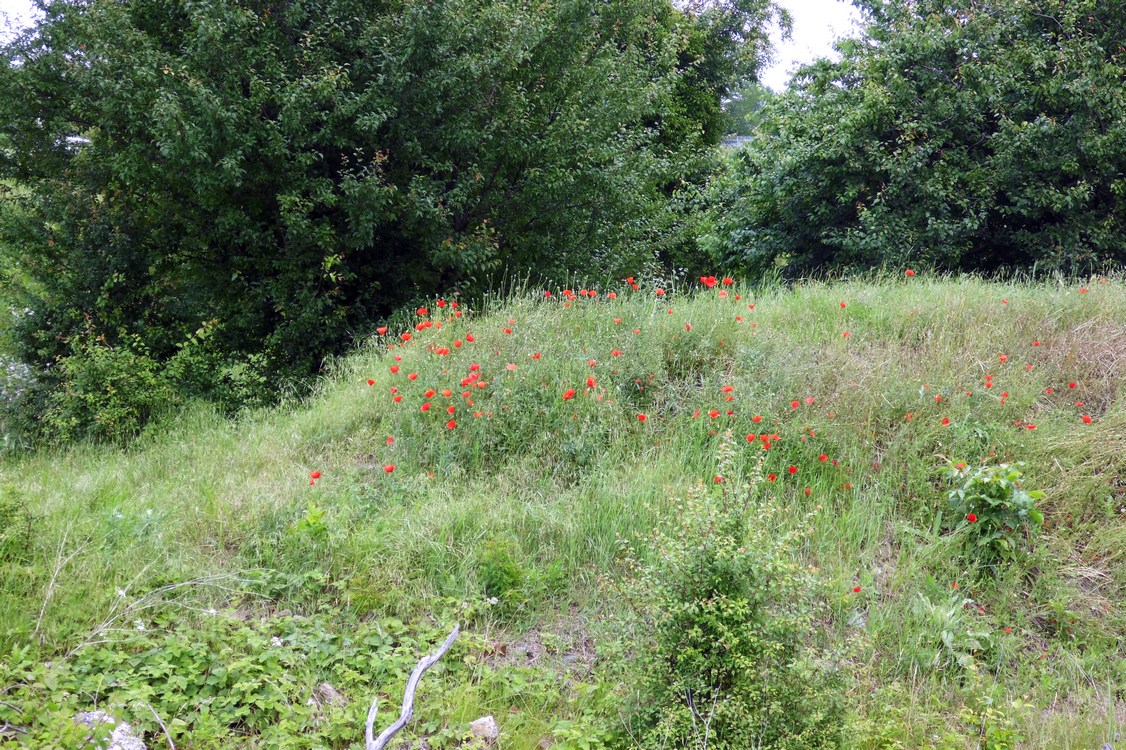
[313,682,349,708]
[468,715,499,746]
[74,711,146,750]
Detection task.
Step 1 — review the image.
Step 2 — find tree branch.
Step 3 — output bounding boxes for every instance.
[365,624,461,750]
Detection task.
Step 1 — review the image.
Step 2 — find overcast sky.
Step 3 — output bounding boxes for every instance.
[2,0,861,90]
[762,0,861,91]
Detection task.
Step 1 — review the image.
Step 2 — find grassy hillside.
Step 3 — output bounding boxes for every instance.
[1,274,1123,748]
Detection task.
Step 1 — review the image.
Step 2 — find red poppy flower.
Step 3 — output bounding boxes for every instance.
[383,465,394,473]
[408,373,418,381]
[790,400,800,409]
[655,289,665,296]
[563,389,576,400]
[401,332,412,342]
[417,307,429,316]
[752,415,762,423]
[839,301,846,308]
[466,334,476,343]
[746,434,756,442]
[420,402,431,412]
[722,277,734,285]
[447,405,456,415]
[424,389,436,398]
[377,326,388,335]
[788,465,797,475]
[386,436,394,445]
[309,471,321,479]
[684,323,692,331]
[700,276,717,288]
[768,473,777,482]
[853,586,861,593]
[905,269,915,276]
[611,349,622,357]
[819,454,828,462]
[966,513,977,523]
[393,395,403,403]
[587,376,596,388]
[1081,414,1092,424]
[708,409,719,418]
[941,417,950,426]
[446,420,457,429]
[637,413,647,421]
[1069,381,1077,388]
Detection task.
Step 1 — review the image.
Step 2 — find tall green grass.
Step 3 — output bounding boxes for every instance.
[1,274,1123,747]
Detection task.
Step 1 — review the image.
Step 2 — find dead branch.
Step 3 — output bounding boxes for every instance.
[365,624,460,750]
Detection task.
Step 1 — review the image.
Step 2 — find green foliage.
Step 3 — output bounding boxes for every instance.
[722,83,776,136]
[0,610,610,749]
[619,442,844,749]
[41,332,175,444]
[946,462,1044,565]
[903,590,993,672]
[0,0,785,443]
[706,0,1126,276]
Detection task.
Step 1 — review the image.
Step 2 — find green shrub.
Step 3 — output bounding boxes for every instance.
[42,333,175,444]
[946,462,1044,566]
[618,440,844,749]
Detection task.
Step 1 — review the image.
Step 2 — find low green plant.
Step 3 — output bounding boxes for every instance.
[958,673,1029,750]
[617,439,845,749]
[41,333,175,444]
[946,462,1044,565]
[905,590,992,672]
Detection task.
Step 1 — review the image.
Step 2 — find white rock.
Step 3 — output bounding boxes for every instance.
[74,711,146,750]
[468,715,499,746]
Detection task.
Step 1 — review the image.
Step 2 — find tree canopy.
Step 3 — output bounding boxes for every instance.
[0,0,783,441]
[705,0,1126,277]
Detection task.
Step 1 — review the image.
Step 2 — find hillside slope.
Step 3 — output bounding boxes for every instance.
[1,275,1123,748]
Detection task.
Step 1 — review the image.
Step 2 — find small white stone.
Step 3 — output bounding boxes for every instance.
[468,715,499,746]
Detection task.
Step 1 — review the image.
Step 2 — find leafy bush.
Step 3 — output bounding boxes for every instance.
[41,333,175,444]
[946,462,1044,566]
[618,442,844,749]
